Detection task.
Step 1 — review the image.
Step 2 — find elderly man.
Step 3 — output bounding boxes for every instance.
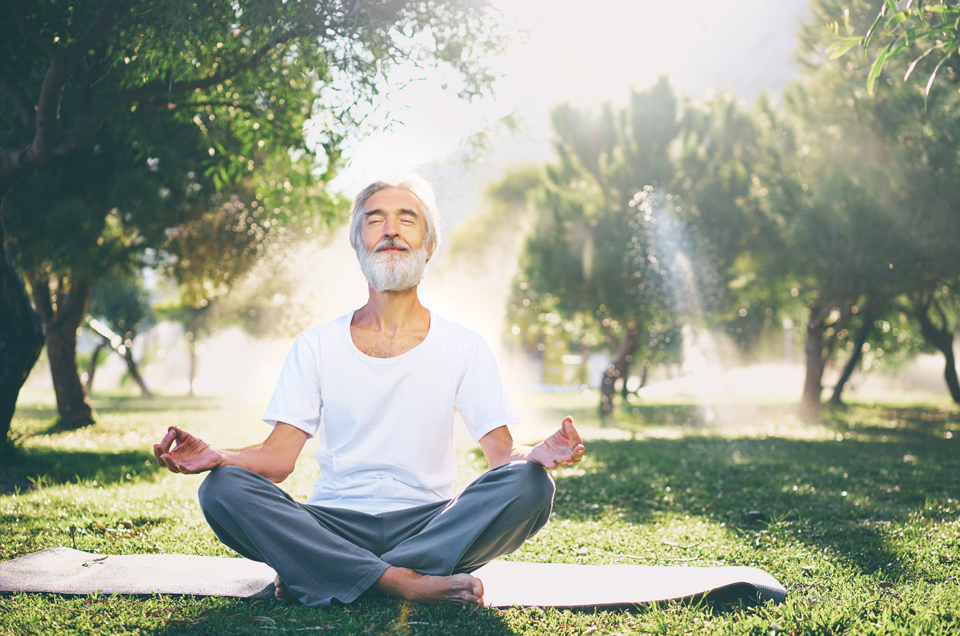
[154,175,585,607]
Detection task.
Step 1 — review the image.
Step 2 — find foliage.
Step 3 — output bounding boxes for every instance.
[0,0,506,193]
[2,394,959,634]
[510,79,688,415]
[722,0,960,414]
[673,91,791,355]
[826,0,960,95]
[87,271,152,342]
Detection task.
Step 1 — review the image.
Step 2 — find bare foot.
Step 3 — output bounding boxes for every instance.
[274,574,293,602]
[374,566,484,608]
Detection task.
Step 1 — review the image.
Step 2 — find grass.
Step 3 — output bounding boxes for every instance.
[1,390,958,635]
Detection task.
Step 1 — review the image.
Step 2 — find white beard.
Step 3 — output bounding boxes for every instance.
[358,239,429,292]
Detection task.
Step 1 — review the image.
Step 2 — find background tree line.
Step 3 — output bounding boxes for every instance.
[501,0,959,418]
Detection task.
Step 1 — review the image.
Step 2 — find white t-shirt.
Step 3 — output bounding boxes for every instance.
[262,310,521,514]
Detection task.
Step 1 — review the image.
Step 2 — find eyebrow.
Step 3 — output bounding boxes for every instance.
[364,208,420,218]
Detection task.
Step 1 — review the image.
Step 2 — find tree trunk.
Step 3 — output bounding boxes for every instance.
[85,339,108,394]
[0,212,45,456]
[599,322,640,418]
[914,304,960,405]
[638,358,650,390]
[941,345,960,405]
[32,276,96,427]
[123,346,152,398]
[800,308,828,419]
[830,311,873,405]
[620,354,634,400]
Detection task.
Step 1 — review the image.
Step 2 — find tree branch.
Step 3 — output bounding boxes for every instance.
[159,100,261,114]
[26,274,53,325]
[809,294,843,329]
[63,2,127,75]
[933,298,950,333]
[78,42,109,115]
[599,321,620,351]
[55,40,285,156]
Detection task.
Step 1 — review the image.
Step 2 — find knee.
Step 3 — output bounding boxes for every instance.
[498,460,555,512]
[198,465,249,515]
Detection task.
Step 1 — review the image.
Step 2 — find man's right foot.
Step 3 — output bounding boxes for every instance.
[374,566,484,607]
[274,574,293,601]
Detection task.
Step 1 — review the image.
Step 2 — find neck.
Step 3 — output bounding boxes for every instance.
[353,285,429,334]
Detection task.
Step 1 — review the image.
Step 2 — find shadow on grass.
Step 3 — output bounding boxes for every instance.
[141,597,522,636]
[12,395,228,425]
[0,446,161,494]
[551,425,959,584]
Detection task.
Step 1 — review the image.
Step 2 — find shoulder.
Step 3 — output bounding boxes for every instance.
[429,312,495,370]
[430,312,485,347]
[292,313,352,352]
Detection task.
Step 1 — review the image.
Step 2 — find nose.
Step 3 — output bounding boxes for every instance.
[382,216,400,238]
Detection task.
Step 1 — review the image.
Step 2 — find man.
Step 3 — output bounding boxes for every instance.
[154,175,585,608]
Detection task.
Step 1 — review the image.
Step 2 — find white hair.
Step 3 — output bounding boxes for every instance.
[348,174,442,257]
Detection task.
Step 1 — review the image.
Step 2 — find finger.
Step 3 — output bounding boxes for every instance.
[160,454,182,473]
[153,444,166,467]
[562,417,582,445]
[154,445,178,471]
[157,428,178,455]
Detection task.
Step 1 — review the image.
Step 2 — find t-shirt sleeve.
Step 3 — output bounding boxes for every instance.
[261,331,323,437]
[455,335,521,442]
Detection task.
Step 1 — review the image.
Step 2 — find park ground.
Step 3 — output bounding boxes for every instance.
[1,389,958,635]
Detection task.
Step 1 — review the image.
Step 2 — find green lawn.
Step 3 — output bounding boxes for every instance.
[1,391,958,635]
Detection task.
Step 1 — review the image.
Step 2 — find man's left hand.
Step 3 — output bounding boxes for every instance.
[530,416,584,469]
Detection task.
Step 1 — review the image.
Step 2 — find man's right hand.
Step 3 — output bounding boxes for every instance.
[154,426,224,474]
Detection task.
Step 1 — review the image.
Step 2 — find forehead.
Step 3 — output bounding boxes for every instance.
[362,187,422,216]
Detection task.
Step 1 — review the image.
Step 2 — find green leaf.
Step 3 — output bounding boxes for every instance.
[888,38,909,59]
[863,7,887,51]
[867,42,894,95]
[829,39,863,60]
[925,5,960,14]
[887,10,910,26]
[925,52,951,95]
[904,42,945,81]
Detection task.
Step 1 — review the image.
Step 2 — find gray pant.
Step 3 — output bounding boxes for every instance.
[198,460,555,606]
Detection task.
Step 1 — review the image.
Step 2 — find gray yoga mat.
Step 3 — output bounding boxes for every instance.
[0,547,787,607]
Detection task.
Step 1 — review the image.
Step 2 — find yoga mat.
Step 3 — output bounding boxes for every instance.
[0,547,787,606]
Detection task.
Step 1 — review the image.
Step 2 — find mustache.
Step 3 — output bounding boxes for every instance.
[374,237,411,252]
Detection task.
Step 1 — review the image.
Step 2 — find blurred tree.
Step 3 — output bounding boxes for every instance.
[0,0,505,447]
[747,0,960,417]
[826,0,959,96]
[85,270,152,396]
[894,283,960,404]
[512,79,682,417]
[673,91,791,356]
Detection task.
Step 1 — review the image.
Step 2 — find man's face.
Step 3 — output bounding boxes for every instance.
[357,188,431,292]
[360,188,428,255]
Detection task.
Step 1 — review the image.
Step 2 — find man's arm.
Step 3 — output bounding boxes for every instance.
[154,422,309,483]
[479,416,585,470]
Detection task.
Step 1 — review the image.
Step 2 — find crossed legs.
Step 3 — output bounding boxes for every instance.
[198,461,555,606]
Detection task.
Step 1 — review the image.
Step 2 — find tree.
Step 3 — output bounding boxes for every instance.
[0,0,504,449]
[85,270,153,396]
[512,79,682,417]
[894,284,960,404]
[748,0,960,417]
[827,0,959,96]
